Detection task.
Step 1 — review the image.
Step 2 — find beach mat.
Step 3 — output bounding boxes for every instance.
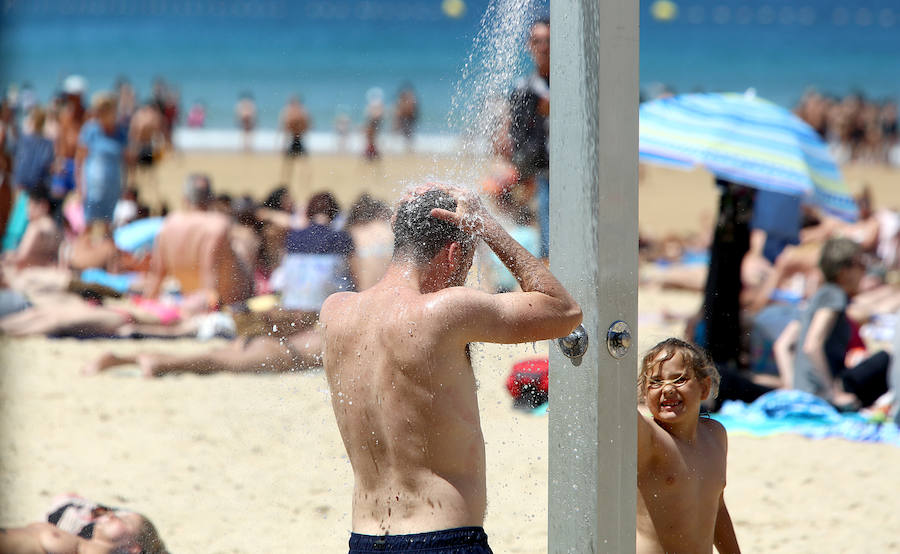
[712,390,900,446]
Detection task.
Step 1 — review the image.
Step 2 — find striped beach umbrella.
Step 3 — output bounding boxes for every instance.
[639,92,858,221]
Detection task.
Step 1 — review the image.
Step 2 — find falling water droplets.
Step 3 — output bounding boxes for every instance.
[444,0,542,185]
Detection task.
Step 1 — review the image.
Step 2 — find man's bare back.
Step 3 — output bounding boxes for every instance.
[323,284,486,534]
[145,211,253,305]
[321,186,581,543]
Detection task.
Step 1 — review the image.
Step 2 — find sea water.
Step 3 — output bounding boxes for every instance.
[1,0,898,151]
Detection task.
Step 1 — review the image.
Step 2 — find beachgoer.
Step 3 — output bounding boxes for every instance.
[279,95,311,189]
[637,338,741,554]
[150,78,178,148]
[393,84,419,153]
[510,17,550,258]
[186,101,206,128]
[0,119,12,237]
[81,310,320,376]
[52,76,87,200]
[115,78,137,129]
[363,88,384,160]
[143,174,254,306]
[235,93,256,152]
[0,504,166,554]
[334,110,351,153]
[76,92,127,230]
[5,185,61,270]
[13,107,55,192]
[773,238,891,408]
[320,185,582,551]
[127,102,165,214]
[698,180,754,367]
[271,192,355,311]
[344,193,393,291]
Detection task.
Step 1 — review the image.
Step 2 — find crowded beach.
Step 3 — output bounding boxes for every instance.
[2,30,900,552]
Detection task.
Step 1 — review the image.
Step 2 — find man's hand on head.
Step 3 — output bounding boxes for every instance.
[426,185,494,239]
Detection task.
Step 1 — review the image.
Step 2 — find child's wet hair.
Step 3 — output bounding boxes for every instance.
[638,338,719,400]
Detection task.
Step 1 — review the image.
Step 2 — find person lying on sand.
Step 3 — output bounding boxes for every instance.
[637,338,740,554]
[81,315,321,377]
[0,506,167,554]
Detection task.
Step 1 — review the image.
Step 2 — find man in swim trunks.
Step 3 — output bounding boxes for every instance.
[235,93,257,152]
[320,185,582,552]
[128,101,165,213]
[279,95,311,189]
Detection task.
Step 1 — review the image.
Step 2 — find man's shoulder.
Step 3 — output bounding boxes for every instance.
[160,211,230,236]
[320,291,358,323]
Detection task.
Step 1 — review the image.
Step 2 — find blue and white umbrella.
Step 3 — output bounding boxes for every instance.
[639,92,858,221]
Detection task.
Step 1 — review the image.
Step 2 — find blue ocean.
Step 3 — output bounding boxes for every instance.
[1,0,898,134]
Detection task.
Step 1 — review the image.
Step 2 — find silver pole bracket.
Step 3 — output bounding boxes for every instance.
[557,324,589,366]
[606,320,632,359]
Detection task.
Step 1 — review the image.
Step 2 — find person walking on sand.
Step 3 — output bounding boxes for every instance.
[127,101,166,214]
[320,185,582,552]
[235,93,257,152]
[279,95,311,190]
[637,338,741,554]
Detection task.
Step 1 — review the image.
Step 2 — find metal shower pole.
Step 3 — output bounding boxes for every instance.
[548,0,639,552]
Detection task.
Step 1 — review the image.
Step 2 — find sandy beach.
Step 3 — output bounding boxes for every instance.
[2,152,899,553]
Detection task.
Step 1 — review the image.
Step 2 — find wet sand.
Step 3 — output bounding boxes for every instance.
[1,153,899,552]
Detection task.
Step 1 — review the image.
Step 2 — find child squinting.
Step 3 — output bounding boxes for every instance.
[637,338,740,553]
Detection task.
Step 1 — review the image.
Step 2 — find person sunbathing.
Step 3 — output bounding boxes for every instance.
[80,312,321,377]
[0,507,166,554]
[4,185,61,271]
[142,174,254,308]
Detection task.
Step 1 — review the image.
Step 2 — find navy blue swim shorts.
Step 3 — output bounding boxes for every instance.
[348,526,493,553]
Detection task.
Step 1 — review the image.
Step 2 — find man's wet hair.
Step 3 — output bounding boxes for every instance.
[392,189,471,264]
[533,16,549,27]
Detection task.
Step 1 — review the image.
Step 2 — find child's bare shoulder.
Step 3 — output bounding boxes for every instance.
[699,417,728,445]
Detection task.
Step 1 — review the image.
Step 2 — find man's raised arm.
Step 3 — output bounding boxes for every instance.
[431,186,582,343]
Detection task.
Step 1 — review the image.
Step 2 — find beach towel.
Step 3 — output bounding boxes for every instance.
[712,390,900,446]
[113,216,164,254]
[2,192,29,251]
[80,268,139,294]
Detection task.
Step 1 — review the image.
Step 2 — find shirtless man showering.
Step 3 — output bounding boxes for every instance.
[321,185,582,552]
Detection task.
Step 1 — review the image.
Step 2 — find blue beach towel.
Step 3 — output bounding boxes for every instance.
[712,390,900,446]
[2,193,29,251]
[80,269,139,294]
[113,217,164,254]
